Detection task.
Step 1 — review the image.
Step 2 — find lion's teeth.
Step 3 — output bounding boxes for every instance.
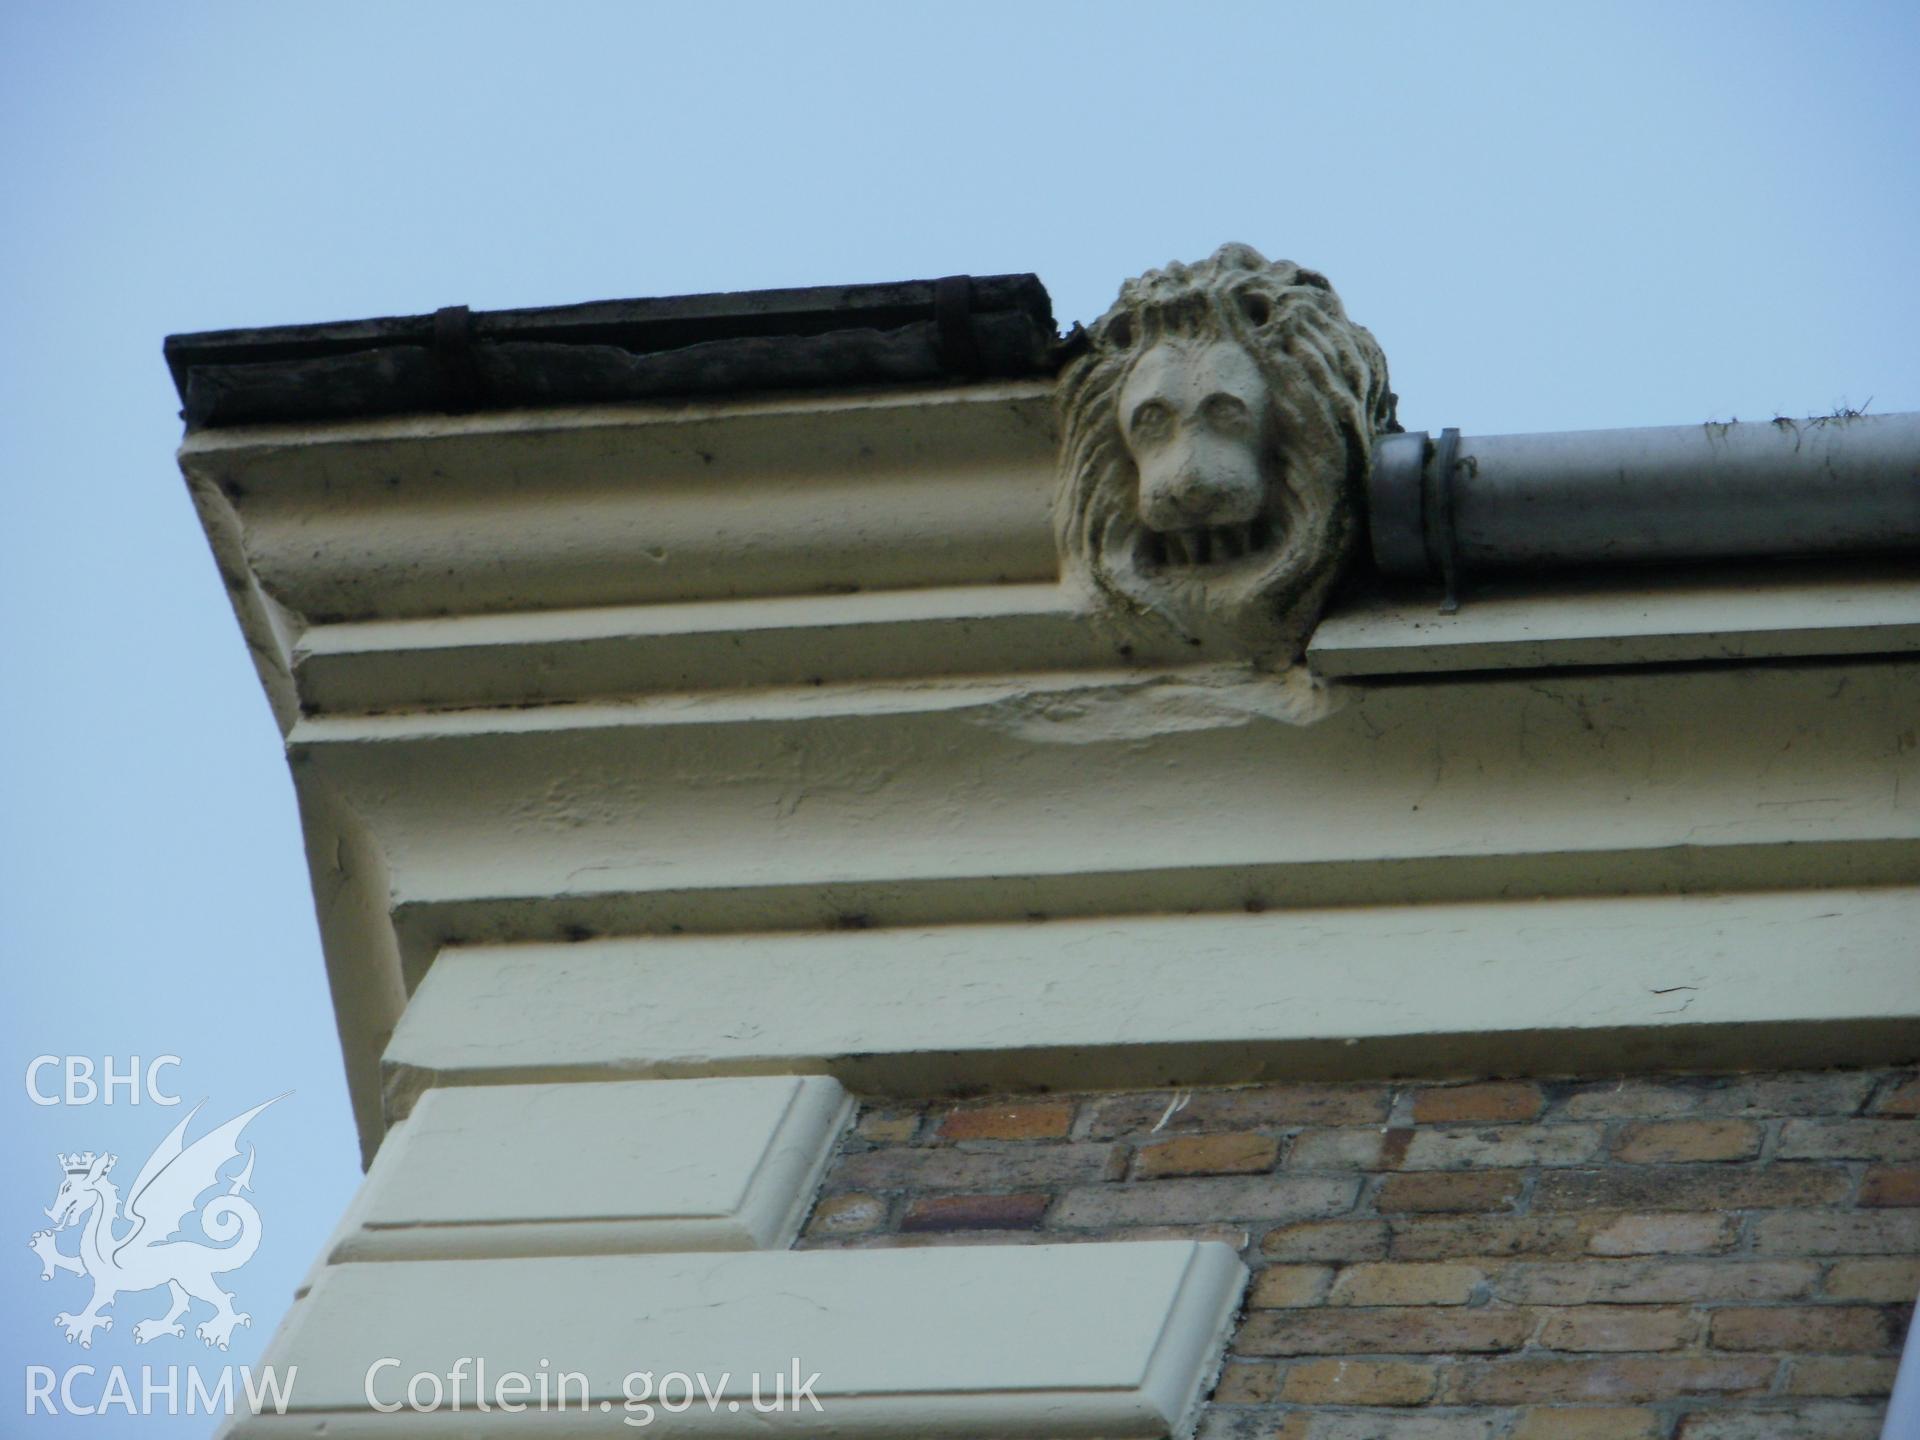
[1155,521,1271,568]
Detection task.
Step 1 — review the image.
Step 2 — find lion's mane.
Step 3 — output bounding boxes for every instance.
[1056,243,1396,662]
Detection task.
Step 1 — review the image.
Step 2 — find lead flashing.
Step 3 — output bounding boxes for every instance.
[166,274,1058,429]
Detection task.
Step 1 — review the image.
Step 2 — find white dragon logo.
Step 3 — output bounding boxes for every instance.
[28,1095,282,1350]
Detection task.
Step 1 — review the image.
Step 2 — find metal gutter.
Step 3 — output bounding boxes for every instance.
[1370,412,1920,597]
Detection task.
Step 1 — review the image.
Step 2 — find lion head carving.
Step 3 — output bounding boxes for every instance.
[1057,243,1397,666]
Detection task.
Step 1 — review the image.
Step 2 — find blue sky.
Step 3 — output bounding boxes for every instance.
[3,3,1917,1433]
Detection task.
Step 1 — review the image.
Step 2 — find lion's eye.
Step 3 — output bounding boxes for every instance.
[1128,400,1173,441]
[1201,393,1253,434]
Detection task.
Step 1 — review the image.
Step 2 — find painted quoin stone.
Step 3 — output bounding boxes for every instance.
[1056,243,1397,672]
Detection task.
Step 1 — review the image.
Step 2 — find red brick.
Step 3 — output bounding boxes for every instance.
[1709,1306,1896,1353]
[1824,1258,1920,1301]
[1412,1081,1544,1123]
[1376,1170,1525,1213]
[1260,1218,1389,1262]
[1135,1132,1277,1179]
[1456,1355,1774,1404]
[1238,1306,1532,1355]
[801,1067,1919,1437]
[1495,1260,1818,1305]
[1279,1359,1438,1405]
[898,1192,1050,1232]
[1084,1083,1389,1137]
[937,1102,1075,1141]
[1533,1165,1850,1212]
[1873,1074,1920,1115]
[1785,1356,1899,1396]
[1246,1265,1333,1308]
[1776,1118,1920,1162]
[1328,1262,1483,1306]
[1858,1164,1920,1207]
[1537,1305,1696,1352]
[1510,1409,1664,1439]
[1615,1119,1762,1164]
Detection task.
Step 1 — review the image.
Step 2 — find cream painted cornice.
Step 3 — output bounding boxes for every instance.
[179,382,1920,1158]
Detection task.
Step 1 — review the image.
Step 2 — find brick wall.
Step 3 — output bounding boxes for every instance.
[799,1069,1918,1439]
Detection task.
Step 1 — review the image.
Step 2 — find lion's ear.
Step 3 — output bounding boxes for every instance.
[1212,242,1269,272]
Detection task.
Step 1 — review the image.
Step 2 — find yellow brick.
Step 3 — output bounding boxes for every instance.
[1786,1356,1899,1397]
[1614,1119,1762,1164]
[854,1109,920,1143]
[1328,1261,1483,1306]
[1210,1361,1280,1403]
[1280,1359,1438,1406]
[937,1102,1075,1141]
[1587,1212,1734,1256]
[1510,1407,1664,1439]
[1536,1305,1695,1352]
[1135,1132,1279,1178]
[805,1192,885,1237]
[1247,1264,1334,1308]
[1411,1081,1544,1123]
[1825,1257,1920,1301]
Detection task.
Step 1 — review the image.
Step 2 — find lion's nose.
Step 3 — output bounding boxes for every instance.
[1142,451,1265,531]
[1167,468,1245,520]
